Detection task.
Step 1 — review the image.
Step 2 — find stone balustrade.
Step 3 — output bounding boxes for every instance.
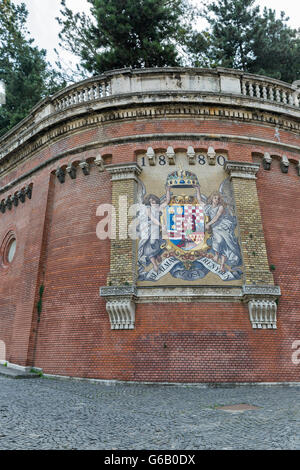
[241,74,300,107]
[53,79,112,112]
[1,67,300,164]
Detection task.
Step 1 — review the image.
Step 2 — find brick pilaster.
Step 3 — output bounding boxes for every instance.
[105,162,142,286]
[225,161,274,285]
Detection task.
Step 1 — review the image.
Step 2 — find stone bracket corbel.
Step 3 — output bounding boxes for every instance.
[242,285,281,330]
[100,286,137,330]
[262,152,272,170]
[207,146,216,165]
[146,147,156,166]
[166,146,176,165]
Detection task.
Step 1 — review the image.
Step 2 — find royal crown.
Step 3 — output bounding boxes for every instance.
[166,170,199,188]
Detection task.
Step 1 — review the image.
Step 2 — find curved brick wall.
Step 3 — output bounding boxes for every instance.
[0,68,299,382]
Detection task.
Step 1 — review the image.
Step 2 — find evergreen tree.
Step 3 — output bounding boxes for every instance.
[57,0,194,75]
[249,8,300,83]
[0,0,65,137]
[195,0,261,70]
[188,0,300,83]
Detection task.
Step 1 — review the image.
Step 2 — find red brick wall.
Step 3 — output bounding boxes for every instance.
[0,114,299,382]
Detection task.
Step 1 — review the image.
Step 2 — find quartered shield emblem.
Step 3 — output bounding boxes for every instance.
[163,198,208,253]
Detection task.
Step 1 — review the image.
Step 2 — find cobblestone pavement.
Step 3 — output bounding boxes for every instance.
[0,376,299,450]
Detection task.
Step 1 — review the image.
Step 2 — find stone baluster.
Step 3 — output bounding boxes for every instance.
[255,84,261,98]
[94,83,100,99]
[249,82,254,97]
[276,88,281,103]
[241,81,247,96]
[78,88,84,103]
[262,85,267,100]
[269,87,274,101]
[83,88,89,102]
[282,91,287,104]
[106,81,111,96]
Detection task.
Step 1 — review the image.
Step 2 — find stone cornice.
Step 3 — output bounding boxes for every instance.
[1,101,300,180]
[105,162,142,181]
[242,285,281,300]
[225,161,260,179]
[100,285,137,299]
[1,66,300,172]
[99,284,281,304]
[136,286,243,303]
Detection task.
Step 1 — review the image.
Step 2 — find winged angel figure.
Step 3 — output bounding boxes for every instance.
[135,180,170,273]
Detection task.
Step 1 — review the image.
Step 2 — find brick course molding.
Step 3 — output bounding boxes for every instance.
[0,67,299,384]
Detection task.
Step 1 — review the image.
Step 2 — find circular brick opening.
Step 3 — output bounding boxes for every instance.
[1,232,17,267]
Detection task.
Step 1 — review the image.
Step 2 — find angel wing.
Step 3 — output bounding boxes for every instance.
[137,177,146,205]
[219,177,236,216]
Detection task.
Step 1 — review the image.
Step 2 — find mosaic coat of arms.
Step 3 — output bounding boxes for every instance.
[136,169,243,283]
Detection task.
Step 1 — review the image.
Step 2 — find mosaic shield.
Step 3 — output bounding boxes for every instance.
[164,202,205,252]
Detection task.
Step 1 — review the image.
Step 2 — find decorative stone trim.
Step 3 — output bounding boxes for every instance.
[5,196,12,210]
[0,185,33,215]
[94,154,105,172]
[55,167,65,184]
[79,160,90,175]
[187,146,196,165]
[66,163,77,179]
[11,194,19,207]
[248,300,277,329]
[166,146,176,165]
[242,285,281,297]
[280,155,289,174]
[17,189,26,203]
[136,286,243,303]
[105,162,142,181]
[25,185,32,199]
[242,285,281,330]
[225,161,260,179]
[100,286,137,330]
[262,152,272,170]
[146,147,156,166]
[207,146,216,165]
[106,299,135,330]
[100,284,281,329]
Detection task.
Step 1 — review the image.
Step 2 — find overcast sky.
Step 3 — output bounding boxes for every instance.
[14,0,300,71]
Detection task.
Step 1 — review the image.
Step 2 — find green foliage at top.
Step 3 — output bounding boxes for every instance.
[1,0,300,140]
[0,0,66,137]
[187,0,300,83]
[57,0,194,75]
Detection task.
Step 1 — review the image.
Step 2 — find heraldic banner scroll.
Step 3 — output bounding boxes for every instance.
[135,151,243,286]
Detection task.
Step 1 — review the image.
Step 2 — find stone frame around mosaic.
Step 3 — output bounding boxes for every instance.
[99,158,281,331]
